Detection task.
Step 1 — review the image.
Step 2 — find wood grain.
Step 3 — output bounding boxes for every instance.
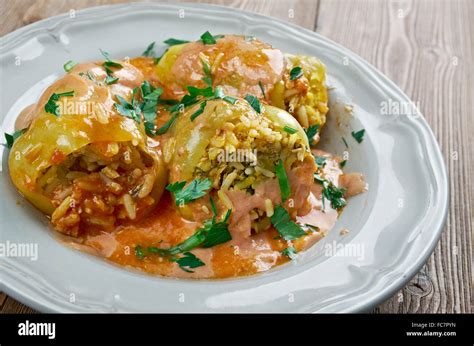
[0,0,472,313]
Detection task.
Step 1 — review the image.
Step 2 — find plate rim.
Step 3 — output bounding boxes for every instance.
[0,2,449,313]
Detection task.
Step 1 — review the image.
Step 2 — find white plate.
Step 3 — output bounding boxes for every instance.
[0,3,448,312]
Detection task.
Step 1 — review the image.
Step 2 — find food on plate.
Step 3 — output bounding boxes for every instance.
[151,34,328,142]
[5,32,366,278]
[8,59,167,236]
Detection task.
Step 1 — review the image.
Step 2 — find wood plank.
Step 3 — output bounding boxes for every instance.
[316,0,473,313]
[0,0,318,37]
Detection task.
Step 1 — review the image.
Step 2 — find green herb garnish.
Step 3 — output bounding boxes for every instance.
[171,252,205,273]
[164,38,190,46]
[142,42,156,57]
[342,137,349,148]
[244,94,261,113]
[281,247,297,260]
[283,125,298,134]
[135,245,145,260]
[258,81,266,99]
[340,160,347,168]
[322,182,347,210]
[270,206,307,240]
[290,66,303,80]
[314,175,347,210]
[166,178,212,206]
[4,129,26,149]
[155,113,178,135]
[44,90,75,116]
[305,224,320,233]
[314,156,327,168]
[275,160,291,202]
[63,60,77,72]
[351,129,365,143]
[190,101,207,121]
[200,31,217,45]
[304,124,320,145]
[137,207,232,264]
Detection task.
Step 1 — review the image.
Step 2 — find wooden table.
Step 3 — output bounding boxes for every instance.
[1,0,472,313]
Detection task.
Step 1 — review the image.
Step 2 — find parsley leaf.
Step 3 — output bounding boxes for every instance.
[314,156,327,168]
[171,252,205,273]
[270,205,307,240]
[190,101,207,121]
[63,60,77,72]
[290,66,303,80]
[314,174,347,210]
[4,129,26,149]
[258,81,266,99]
[142,42,156,57]
[135,245,145,260]
[244,94,261,113]
[155,113,178,135]
[166,178,212,206]
[137,206,232,263]
[200,31,217,45]
[322,181,347,210]
[304,124,320,145]
[281,247,297,260]
[164,38,190,46]
[340,160,347,168]
[201,209,232,248]
[342,136,349,148]
[114,94,141,123]
[283,125,298,134]
[351,129,365,143]
[275,160,291,202]
[44,90,75,116]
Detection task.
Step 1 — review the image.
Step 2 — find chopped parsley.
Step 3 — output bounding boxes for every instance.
[244,94,261,113]
[304,124,320,145]
[351,129,365,143]
[283,125,298,134]
[164,38,190,46]
[289,66,303,81]
[258,81,266,99]
[200,57,213,86]
[270,205,307,240]
[342,136,349,148]
[135,205,232,269]
[322,182,347,210]
[44,90,75,116]
[142,42,156,57]
[314,156,327,168]
[4,129,26,149]
[200,31,217,45]
[171,252,205,273]
[100,49,123,84]
[135,245,145,260]
[114,94,141,123]
[63,60,77,72]
[166,178,212,206]
[281,247,297,260]
[114,81,164,134]
[305,224,320,233]
[201,209,232,248]
[78,71,96,82]
[275,160,291,202]
[190,101,207,121]
[154,113,178,135]
[314,174,347,210]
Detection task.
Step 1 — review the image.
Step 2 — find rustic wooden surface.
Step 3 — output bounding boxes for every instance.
[0,0,472,313]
